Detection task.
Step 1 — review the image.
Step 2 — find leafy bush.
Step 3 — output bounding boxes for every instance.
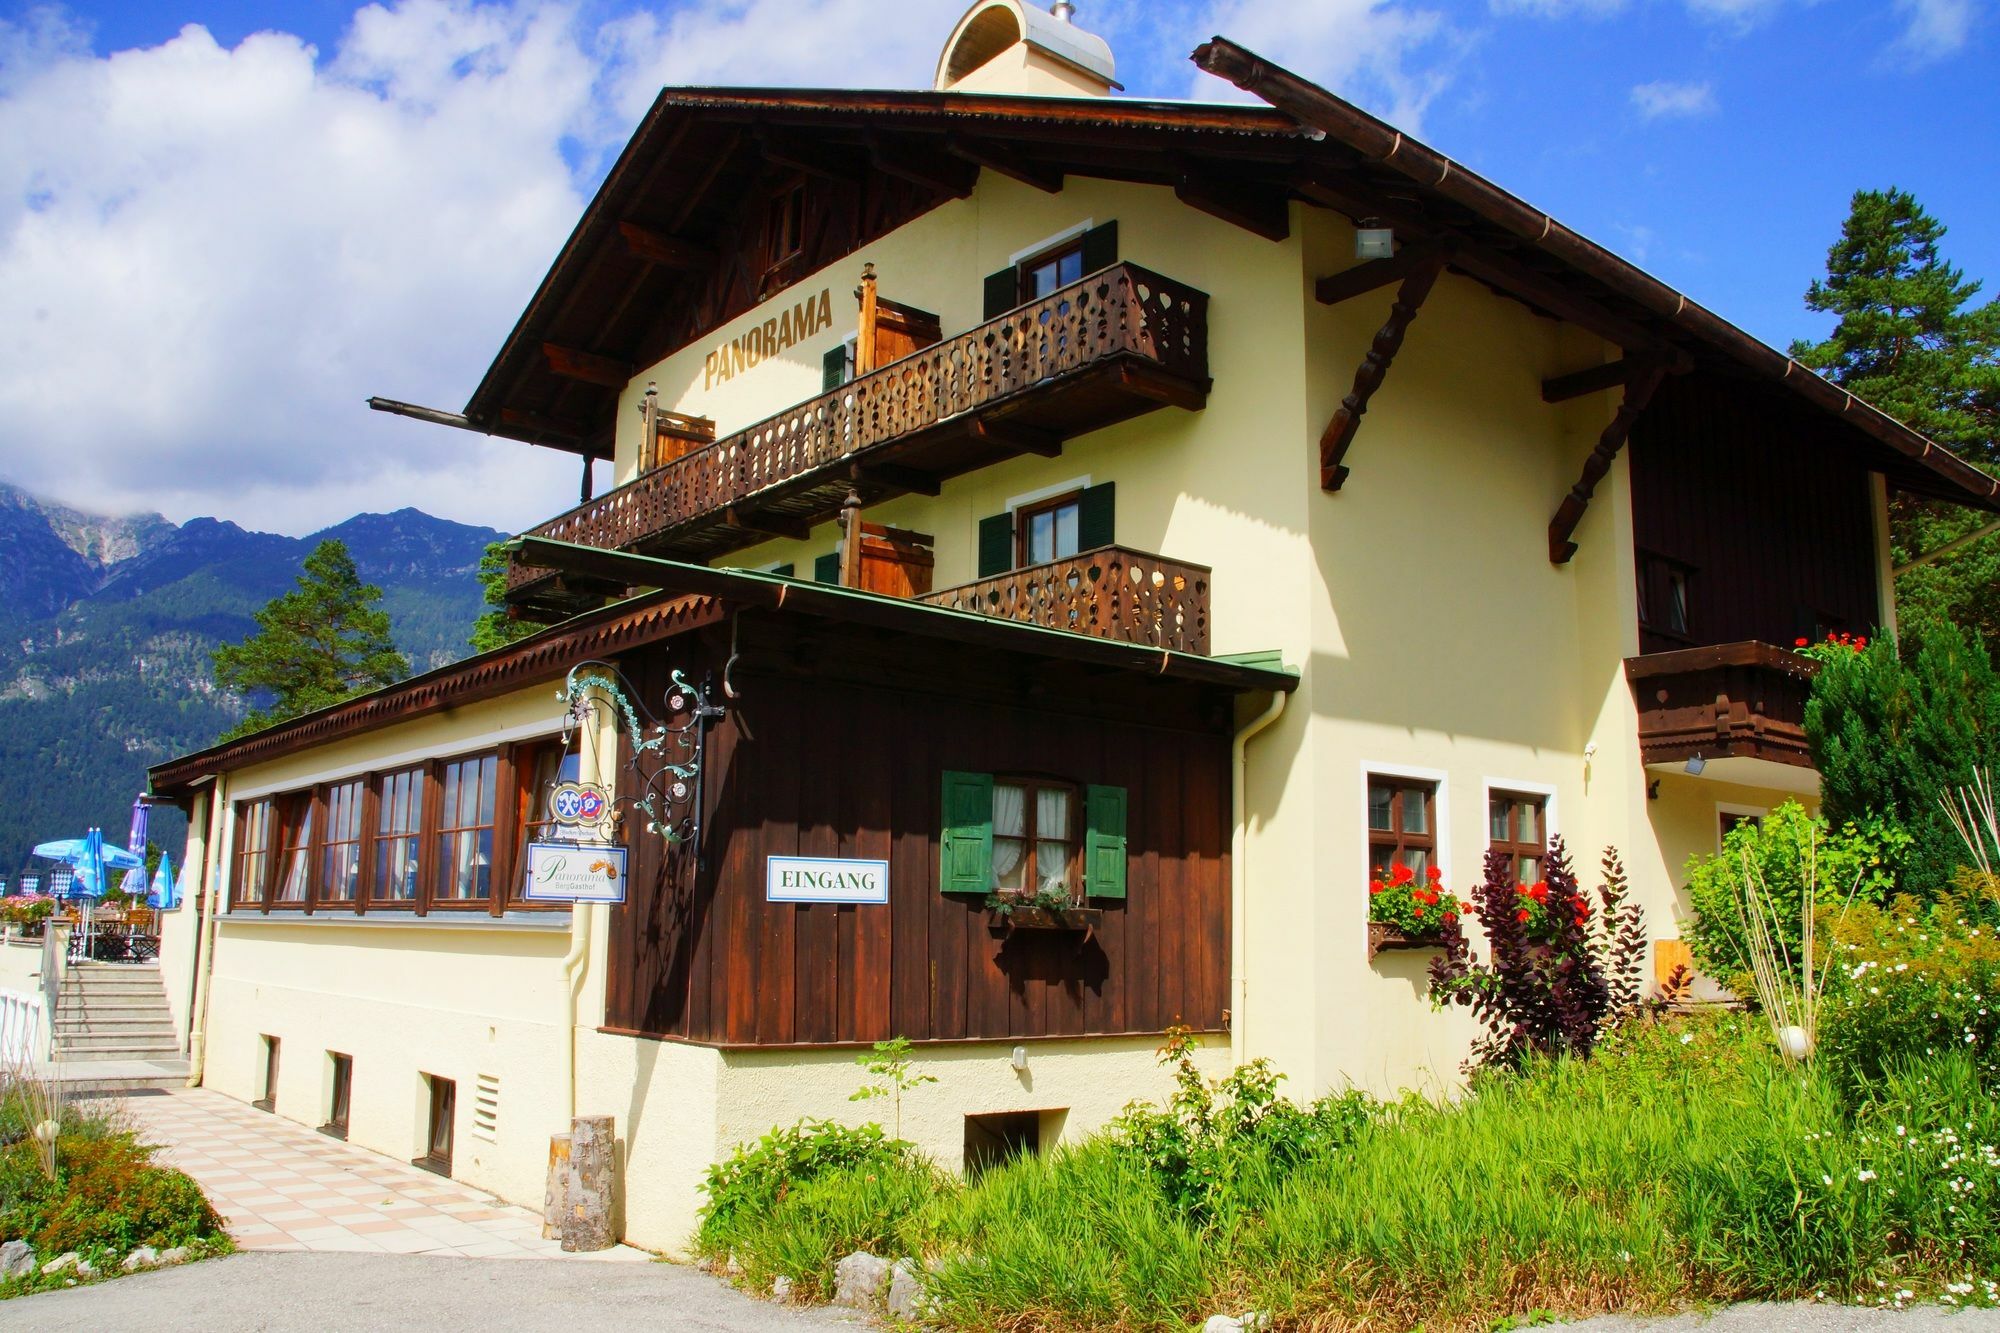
[724,1157,946,1301]
[1682,802,1906,994]
[1818,890,2000,1099]
[0,1128,225,1264]
[1807,620,2000,895]
[1430,840,1646,1070]
[696,1118,915,1257]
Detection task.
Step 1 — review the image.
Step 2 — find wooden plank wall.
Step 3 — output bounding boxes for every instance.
[604,649,1231,1047]
[1629,373,1880,654]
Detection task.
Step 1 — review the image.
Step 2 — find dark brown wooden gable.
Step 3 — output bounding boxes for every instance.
[602,619,1233,1048]
[1628,372,1881,655]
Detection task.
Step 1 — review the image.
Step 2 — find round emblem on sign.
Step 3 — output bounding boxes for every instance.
[576,786,607,821]
[550,782,587,823]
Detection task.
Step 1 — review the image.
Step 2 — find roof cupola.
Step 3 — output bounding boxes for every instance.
[934,1,1118,98]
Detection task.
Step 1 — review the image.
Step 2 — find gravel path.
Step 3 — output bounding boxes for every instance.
[0,1251,862,1332]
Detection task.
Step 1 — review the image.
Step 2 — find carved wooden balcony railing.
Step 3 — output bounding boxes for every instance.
[921,546,1211,655]
[1624,641,1820,770]
[507,264,1210,615]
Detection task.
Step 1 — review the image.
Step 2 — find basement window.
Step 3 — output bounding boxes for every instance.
[416,1074,456,1176]
[964,1109,1066,1177]
[255,1035,280,1113]
[321,1052,352,1139]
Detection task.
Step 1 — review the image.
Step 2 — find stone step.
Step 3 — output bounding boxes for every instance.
[56,1023,177,1040]
[40,1056,190,1094]
[54,1038,182,1057]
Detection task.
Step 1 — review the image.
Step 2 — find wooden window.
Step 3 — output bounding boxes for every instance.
[982,221,1119,319]
[418,1075,456,1175]
[232,798,273,909]
[1016,239,1085,305]
[509,742,581,905]
[992,778,1077,899]
[939,772,1126,901]
[271,793,314,908]
[765,182,805,269]
[255,1034,280,1113]
[1720,808,1762,846]
[318,780,365,908]
[322,1052,352,1139]
[1017,492,1081,567]
[372,767,424,906]
[432,753,498,906]
[1488,791,1548,883]
[976,482,1116,578]
[1637,549,1695,643]
[1366,776,1437,878]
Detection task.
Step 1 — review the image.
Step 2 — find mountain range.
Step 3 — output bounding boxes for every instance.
[0,481,503,883]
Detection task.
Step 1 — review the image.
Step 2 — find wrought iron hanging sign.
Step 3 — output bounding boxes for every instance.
[556,660,728,853]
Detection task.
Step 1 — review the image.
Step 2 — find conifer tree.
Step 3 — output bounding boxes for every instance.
[1790,188,2000,651]
[468,541,537,654]
[211,539,409,741]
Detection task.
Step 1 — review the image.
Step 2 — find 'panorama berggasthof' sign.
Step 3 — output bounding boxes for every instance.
[765,855,890,905]
[703,289,833,390]
[523,842,627,904]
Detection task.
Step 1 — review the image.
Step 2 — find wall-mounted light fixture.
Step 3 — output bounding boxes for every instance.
[1010,1045,1029,1072]
[1355,220,1395,261]
[1685,753,1706,776]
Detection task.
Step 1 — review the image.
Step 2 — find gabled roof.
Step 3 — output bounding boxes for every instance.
[455,50,1997,511]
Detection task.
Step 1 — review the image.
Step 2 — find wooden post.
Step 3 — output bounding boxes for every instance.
[562,1115,615,1252]
[838,489,864,588]
[854,264,880,377]
[542,1133,572,1240]
[637,382,659,473]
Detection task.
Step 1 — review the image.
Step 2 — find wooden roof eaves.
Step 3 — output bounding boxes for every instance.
[1192,35,2000,514]
[146,592,726,799]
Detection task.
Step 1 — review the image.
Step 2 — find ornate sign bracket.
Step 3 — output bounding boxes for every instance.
[559,659,728,863]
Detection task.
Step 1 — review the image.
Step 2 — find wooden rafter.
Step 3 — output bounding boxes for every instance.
[849,460,941,497]
[1547,360,1669,563]
[542,343,634,388]
[1318,256,1444,491]
[1314,243,1447,306]
[756,128,863,181]
[968,417,1063,458]
[617,221,715,269]
[723,507,812,542]
[944,136,1062,193]
[1173,167,1290,242]
[868,137,977,198]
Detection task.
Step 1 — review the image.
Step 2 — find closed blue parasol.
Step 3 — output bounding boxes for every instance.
[149,851,179,909]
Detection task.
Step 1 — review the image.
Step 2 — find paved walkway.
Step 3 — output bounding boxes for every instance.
[116,1087,648,1261]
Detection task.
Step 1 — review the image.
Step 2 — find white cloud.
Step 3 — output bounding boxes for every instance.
[1630,78,1716,118]
[1192,0,1461,133]
[1488,0,1626,16]
[1491,0,1787,26]
[1681,0,1786,28]
[1885,0,1975,66]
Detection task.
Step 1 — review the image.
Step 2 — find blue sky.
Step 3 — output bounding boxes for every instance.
[0,0,1991,532]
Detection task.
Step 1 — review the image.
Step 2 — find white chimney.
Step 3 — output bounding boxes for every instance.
[934,0,1117,98]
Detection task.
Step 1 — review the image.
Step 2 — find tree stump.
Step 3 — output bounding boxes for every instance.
[561,1115,616,1252]
[542,1133,572,1239]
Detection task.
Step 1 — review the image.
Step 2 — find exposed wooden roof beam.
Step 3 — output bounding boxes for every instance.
[1315,243,1449,306]
[723,507,813,542]
[969,417,1063,458]
[868,137,978,198]
[669,128,742,232]
[1320,255,1445,490]
[756,128,865,181]
[1174,166,1290,242]
[1549,360,1669,563]
[944,135,1063,193]
[617,220,715,269]
[1542,356,1660,403]
[850,461,943,497]
[542,343,633,388]
[498,407,599,440]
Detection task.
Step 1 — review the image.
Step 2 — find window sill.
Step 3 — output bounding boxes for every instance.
[219,911,572,933]
[411,1153,452,1177]
[318,1123,348,1141]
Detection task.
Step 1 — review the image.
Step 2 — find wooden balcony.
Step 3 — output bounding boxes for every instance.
[508,263,1210,617]
[1624,641,1820,771]
[922,545,1211,655]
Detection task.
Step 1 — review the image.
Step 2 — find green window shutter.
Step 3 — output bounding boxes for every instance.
[1084,784,1127,900]
[769,563,795,579]
[983,268,1017,321]
[1076,482,1115,552]
[977,512,1014,577]
[813,552,840,583]
[939,771,994,894]
[1080,219,1118,274]
[821,343,849,391]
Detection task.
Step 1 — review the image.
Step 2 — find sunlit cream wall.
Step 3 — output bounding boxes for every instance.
[184,684,605,1208]
[609,174,1830,1100]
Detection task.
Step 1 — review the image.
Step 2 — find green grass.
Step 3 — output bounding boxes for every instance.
[699,1013,2000,1330]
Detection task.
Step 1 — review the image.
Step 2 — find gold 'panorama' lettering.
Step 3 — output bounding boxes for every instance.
[702,289,834,390]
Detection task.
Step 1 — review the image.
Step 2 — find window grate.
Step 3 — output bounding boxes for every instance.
[472,1072,500,1142]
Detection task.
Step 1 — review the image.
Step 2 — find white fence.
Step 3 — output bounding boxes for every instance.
[0,986,47,1065]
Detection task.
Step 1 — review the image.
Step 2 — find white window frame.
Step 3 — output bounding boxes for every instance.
[1008,219,1096,268]
[1003,474,1093,515]
[1716,801,1767,851]
[1359,761,1452,890]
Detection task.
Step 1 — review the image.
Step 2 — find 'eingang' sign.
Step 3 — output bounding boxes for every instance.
[765,855,889,905]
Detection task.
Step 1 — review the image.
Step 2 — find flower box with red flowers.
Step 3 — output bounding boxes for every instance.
[1366,863,1466,959]
[1794,631,1868,665]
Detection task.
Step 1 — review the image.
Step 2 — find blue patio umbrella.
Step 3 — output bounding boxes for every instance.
[33,829,144,898]
[149,851,179,910]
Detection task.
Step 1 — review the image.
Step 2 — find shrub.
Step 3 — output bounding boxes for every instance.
[1682,802,1906,996]
[1,1131,224,1258]
[1430,840,1646,1071]
[1807,619,2000,895]
[696,1117,915,1257]
[1818,890,2000,1099]
[725,1157,947,1301]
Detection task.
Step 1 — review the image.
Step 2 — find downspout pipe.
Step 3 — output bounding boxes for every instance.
[187,776,226,1086]
[1230,689,1288,1068]
[559,904,593,1120]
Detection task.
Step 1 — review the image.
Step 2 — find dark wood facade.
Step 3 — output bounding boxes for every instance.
[603,620,1234,1047]
[1624,640,1819,769]
[1629,373,1881,655]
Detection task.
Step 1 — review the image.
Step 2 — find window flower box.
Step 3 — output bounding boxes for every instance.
[994,905,1103,933]
[1367,920,1442,959]
[1367,862,1464,961]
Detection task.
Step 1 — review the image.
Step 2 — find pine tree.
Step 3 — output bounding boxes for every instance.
[211,539,409,741]
[468,541,538,654]
[1790,188,2000,652]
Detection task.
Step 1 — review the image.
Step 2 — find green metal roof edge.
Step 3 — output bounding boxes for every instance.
[509,535,1299,691]
[1211,648,1295,676]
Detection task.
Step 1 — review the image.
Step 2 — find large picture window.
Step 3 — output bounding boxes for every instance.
[372,767,424,905]
[232,798,273,908]
[319,779,365,906]
[433,754,497,905]
[1367,776,1437,878]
